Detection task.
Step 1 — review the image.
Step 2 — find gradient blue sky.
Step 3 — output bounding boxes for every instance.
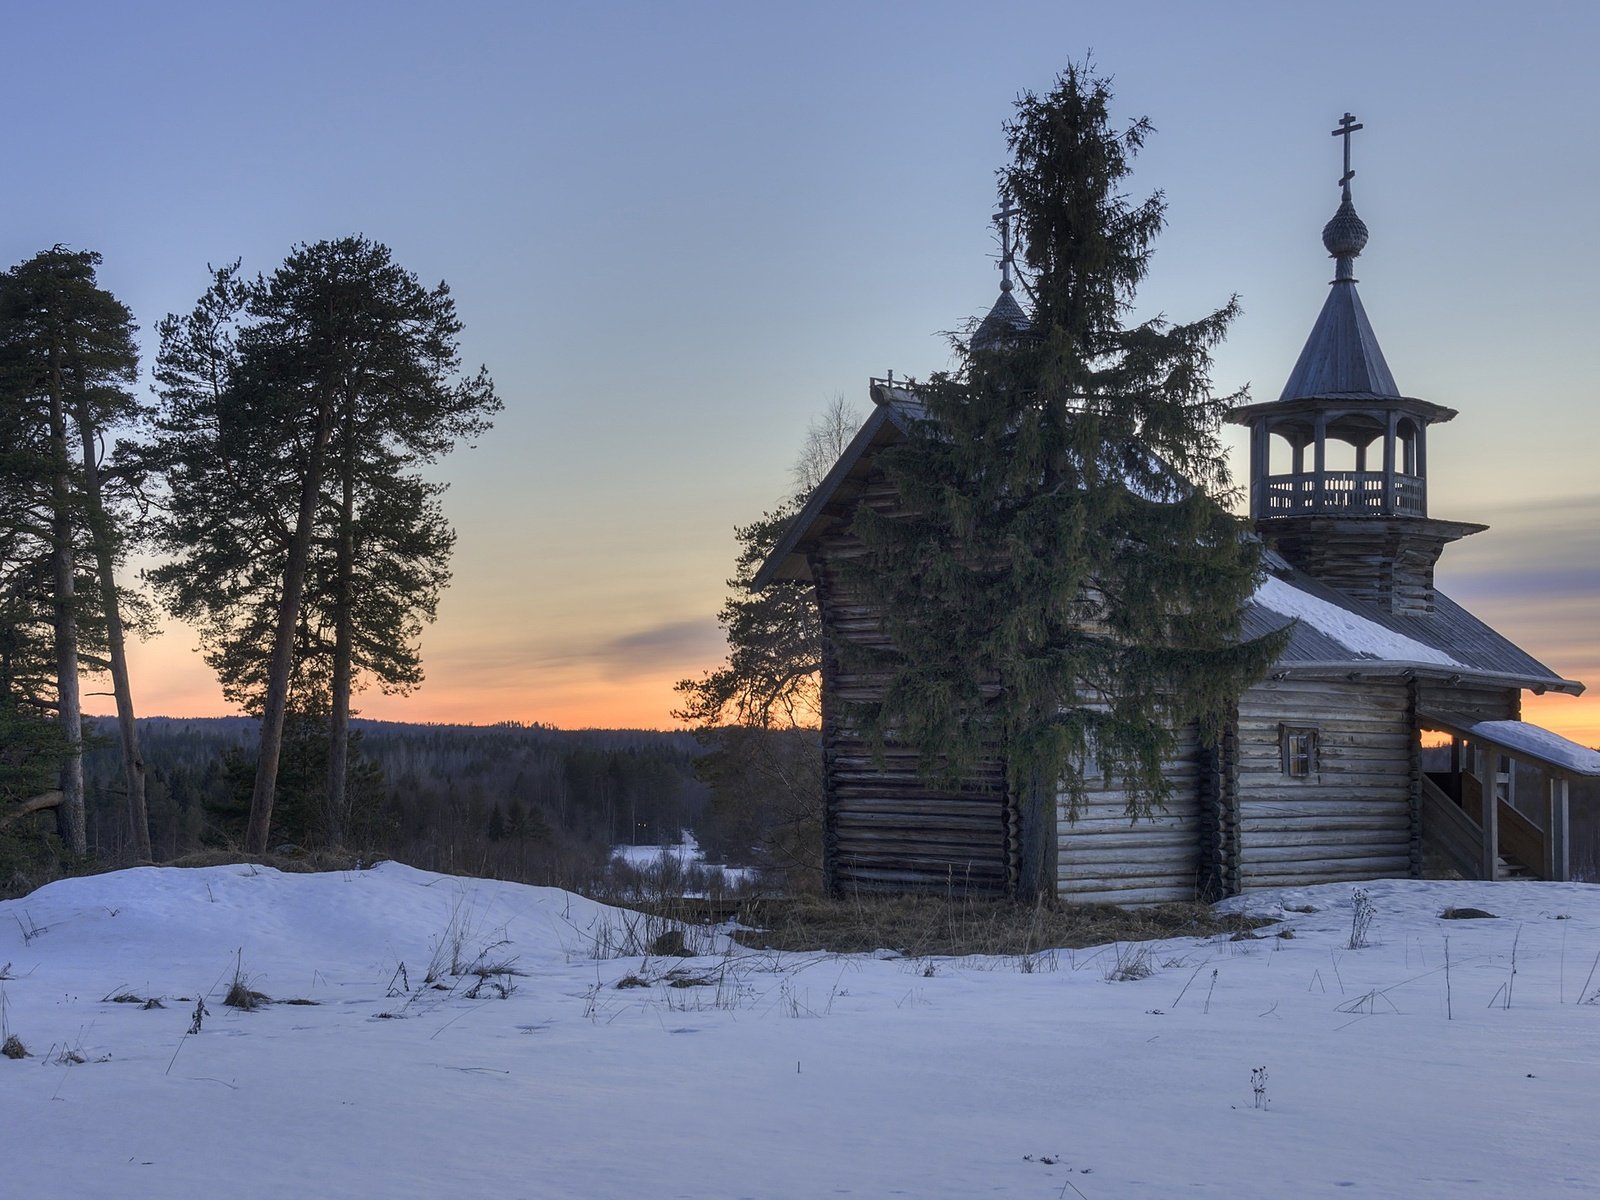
[6,1,1596,740]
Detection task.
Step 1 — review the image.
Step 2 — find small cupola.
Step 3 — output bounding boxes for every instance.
[970,198,1033,351]
[1230,114,1484,615]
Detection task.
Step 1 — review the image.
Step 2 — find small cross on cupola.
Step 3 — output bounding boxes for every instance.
[1228,113,1486,616]
[1333,112,1363,197]
[993,199,1022,294]
[1323,112,1371,280]
[970,193,1032,352]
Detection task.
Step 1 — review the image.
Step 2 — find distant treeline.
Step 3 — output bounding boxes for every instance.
[71,716,729,891]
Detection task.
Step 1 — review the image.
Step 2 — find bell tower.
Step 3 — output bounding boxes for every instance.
[1231,114,1483,615]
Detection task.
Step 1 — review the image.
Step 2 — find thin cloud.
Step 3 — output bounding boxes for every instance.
[588,617,727,681]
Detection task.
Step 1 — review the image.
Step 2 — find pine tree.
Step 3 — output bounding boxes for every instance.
[0,249,153,859]
[845,66,1282,880]
[150,239,498,853]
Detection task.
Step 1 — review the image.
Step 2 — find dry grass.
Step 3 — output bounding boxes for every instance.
[224,978,270,1010]
[724,893,1272,957]
[223,951,270,1010]
[167,848,369,874]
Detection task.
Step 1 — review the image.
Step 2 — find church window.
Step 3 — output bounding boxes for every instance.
[1279,726,1319,778]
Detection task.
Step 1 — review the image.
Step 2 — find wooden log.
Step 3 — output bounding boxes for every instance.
[1058,883,1200,905]
[833,800,1006,820]
[1241,863,1412,888]
[1059,832,1201,854]
[1240,821,1407,838]
[1058,861,1202,884]
[1236,826,1408,848]
[1058,819,1200,838]
[0,790,65,829]
[1238,798,1407,818]
[1241,844,1408,864]
[1235,742,1413,764]
[1236,773,1411,791]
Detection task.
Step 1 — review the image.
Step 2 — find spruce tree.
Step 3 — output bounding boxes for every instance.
[845,66,1282,882]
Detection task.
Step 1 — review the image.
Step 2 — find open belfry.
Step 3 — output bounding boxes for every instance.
[1232,114,1481,616]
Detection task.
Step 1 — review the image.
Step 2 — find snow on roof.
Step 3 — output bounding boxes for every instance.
[1252,574,1465,667]
[1465,720,1600,776]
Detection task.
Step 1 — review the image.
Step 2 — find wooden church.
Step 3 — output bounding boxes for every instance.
[755,115,1597,903]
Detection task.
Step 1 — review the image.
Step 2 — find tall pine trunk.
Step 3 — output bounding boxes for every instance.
[46,343,85,856]
[326,400,356,847]
[245,395,335,855]
[71,363,151,861]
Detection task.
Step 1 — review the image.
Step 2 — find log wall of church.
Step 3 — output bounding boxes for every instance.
[1234,677,1416,888]
[1415,680,1519,726]
[1055,723,1204,905]
[809,478,1017,896]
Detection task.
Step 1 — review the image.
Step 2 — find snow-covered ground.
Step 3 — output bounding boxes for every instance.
[611,831,758,890]
[3,864,1598,1198]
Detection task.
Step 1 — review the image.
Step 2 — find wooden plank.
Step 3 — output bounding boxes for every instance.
[1421,801,1483,879]
[1496,798,1544,879]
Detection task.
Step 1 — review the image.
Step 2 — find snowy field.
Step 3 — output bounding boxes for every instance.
[610,832,758,891]
[3,864,1598,1199]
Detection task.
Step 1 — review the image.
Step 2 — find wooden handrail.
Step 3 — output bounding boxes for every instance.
[1420,775,1486,879]
[1497,798,1545,880]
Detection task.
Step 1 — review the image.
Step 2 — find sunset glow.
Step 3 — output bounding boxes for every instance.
[11,2,1595,750]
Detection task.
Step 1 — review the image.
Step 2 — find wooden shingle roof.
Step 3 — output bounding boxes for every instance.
[1276,276,1400,401]
[1242,551,1582,694]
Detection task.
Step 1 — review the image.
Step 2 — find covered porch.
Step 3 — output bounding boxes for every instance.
[1419,714,1600,882]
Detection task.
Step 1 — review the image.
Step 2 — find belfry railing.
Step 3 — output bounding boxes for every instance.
[1262,471,1425,517]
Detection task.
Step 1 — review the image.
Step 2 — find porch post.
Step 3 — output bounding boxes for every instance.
[1479,744,1500,881]
[1548,777,1571,883]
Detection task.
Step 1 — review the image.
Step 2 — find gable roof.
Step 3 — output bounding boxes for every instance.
[754,384,1584,697]
[1243,550,1581,694]
[751,383,921,589]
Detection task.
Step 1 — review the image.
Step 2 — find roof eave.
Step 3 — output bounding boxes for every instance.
[1266,661,1585,696]
[750,405,899,591]
[1228,394,1458,426]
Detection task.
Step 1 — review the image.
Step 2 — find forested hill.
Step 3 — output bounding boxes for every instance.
[101,715,701,756]
[77,716,711,888]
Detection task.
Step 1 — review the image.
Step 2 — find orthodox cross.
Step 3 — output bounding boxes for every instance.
[1331,112,1363,199]
[993,199,1021,291]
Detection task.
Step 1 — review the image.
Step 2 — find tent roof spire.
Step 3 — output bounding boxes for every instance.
[1278,111,1401,401]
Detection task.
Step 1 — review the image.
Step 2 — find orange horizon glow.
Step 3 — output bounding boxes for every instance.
[119,630,1598,746]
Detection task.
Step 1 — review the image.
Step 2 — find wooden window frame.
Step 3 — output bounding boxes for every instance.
[1279,725,1319,779]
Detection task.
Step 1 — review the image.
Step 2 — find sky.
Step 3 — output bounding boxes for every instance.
[5,1,1596,743]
